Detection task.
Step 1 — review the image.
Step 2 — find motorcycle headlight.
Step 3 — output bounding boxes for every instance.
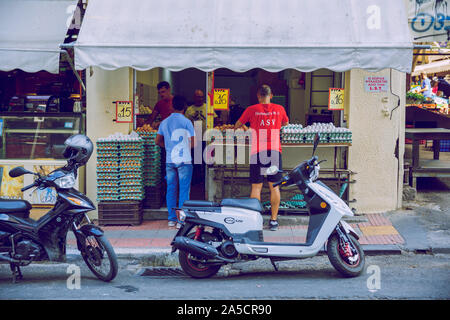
[54,172,76,189]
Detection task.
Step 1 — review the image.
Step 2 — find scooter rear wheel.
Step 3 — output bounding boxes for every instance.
[178,232,221,279]
[327,234,365,278]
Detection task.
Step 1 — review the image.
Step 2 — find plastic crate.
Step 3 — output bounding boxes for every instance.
[440,139,450,152]
[98,201,143,226]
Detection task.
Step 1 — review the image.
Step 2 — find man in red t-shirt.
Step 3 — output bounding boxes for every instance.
[234,84,289,231]
[148,81,174,127]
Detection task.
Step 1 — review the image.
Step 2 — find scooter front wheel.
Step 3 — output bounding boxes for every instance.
[327,234,365,278]
[81,235,118,282]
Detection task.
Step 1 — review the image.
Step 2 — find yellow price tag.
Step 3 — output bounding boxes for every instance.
[328,88,344,110]
[213,88,230,110]
[115,101,133,123]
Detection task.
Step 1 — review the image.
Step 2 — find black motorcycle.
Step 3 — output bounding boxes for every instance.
[0,164,118,283]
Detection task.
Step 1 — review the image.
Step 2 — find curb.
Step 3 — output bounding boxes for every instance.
[66,244,408,266]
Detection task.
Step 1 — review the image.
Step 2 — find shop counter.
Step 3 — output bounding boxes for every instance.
[405,128,450,188]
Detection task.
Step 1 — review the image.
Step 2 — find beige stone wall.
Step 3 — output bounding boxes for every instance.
[85,67,133,219]
[347,69,405,213]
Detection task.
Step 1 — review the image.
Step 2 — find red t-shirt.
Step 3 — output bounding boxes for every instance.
[154,98,173,120]
[238,103,289,154]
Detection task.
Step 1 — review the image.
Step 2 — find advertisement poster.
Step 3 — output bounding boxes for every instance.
[30,165,58,204]
[0,165,24,199]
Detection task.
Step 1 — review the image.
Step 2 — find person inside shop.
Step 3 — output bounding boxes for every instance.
[147,81,174,128]
[155,95,195,228]
[431,78,450,98]
[419,73,433,100]
[185,89,218,132]
[185,89,217,186]
[229,96,246,124]
[234,84,289,231]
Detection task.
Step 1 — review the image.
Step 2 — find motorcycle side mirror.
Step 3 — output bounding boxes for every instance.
[312,133,321,156]
[9,167,33,178]
[266,165,279,176]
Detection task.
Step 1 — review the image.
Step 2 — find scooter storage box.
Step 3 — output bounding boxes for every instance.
[98,200,143,226]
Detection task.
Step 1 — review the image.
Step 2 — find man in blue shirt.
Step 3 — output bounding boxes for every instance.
[156,95,195,227]
[420,73,432,99]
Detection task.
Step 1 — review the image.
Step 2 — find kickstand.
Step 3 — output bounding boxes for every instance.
[270,258,279,272]
[10,264,23,283]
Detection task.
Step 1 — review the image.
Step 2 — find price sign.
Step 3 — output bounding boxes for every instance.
[328,88,345,110]
[115,101,133,123]
[213,88,230,110]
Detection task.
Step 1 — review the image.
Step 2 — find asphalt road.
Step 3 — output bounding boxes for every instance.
[1,253,449,301]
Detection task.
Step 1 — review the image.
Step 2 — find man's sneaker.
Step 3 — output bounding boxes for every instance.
[176,223,182,229]
[269,220,279,231]
[168,221,176,227]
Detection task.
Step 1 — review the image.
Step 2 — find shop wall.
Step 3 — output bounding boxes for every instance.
[86,67,132,218]
[347,69,405,213]
[287,70,307,124]
[136,69,161,109]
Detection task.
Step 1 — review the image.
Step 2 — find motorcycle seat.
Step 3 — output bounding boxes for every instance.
[183,200,221,208]
[221,198,262,212]
[0,199,32,218]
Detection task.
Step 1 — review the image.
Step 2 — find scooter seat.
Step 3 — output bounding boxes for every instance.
[221,198,262,212]
[0,199,32,218]
[183,200,220,208]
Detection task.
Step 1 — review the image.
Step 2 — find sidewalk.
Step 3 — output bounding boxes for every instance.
[65,178,450,264]
[65,211,436,260]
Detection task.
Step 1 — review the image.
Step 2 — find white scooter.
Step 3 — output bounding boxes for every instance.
[171,133,365,278]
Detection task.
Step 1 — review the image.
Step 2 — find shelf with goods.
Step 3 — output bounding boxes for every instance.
[96,132,144,226]
[136,124,163,209]
[211,122,352,145]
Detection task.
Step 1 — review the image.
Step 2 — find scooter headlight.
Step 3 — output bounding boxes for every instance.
[54,172,76,189]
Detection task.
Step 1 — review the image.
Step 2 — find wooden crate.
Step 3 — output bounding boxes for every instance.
[143,184,164,209]
[98,201,143,226]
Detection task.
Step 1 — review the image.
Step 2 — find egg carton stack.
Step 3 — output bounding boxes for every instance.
[96,132,144,202]
[262,193,307,212]
[281,123,352,144]
[137,129,163,209]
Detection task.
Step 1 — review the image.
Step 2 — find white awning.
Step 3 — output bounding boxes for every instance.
[75,0,413,73]
[412,59,450,76]
[0,0,77,74]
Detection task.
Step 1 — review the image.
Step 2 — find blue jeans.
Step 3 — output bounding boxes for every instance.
[166,163,193,222]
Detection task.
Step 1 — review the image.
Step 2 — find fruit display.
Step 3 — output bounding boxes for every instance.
[281,123,352,144]
[96,132,144,201]
[139,105,153,114]
[136,124,157,133]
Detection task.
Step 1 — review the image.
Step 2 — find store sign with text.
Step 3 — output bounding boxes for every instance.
[364,76,389,92]
[115,101,133,123]
[213,88,230,110]
[328,88,345,110]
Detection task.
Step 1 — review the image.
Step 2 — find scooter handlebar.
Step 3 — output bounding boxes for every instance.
[21,181,38,192]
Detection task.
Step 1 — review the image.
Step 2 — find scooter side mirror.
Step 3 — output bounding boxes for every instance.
[9,167,33,178]
[312,133,321,156]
